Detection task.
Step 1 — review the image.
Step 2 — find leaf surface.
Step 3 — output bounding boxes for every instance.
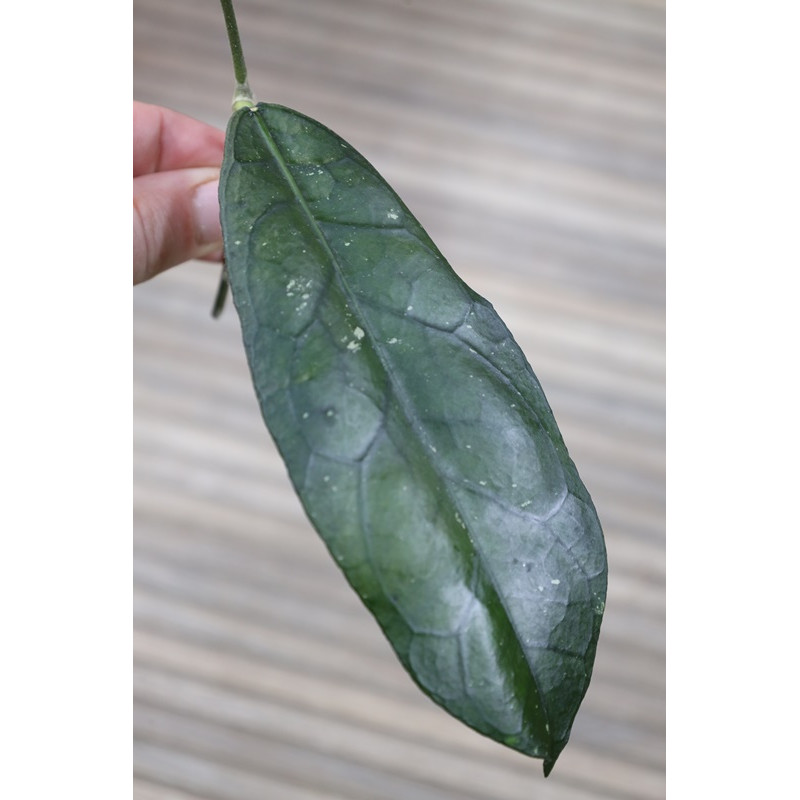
[219,103,607,774]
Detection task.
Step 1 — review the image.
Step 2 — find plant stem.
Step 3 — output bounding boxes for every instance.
[219,0,255,109]
[211,263,229,318]
[214,1,251,317]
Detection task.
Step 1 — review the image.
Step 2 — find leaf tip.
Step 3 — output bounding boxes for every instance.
[543,757,556,778]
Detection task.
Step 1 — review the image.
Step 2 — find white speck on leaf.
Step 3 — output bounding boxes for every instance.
[551,579,560,585]
[353,327,364,340]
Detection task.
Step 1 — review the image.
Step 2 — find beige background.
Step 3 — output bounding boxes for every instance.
[134,1,665,797]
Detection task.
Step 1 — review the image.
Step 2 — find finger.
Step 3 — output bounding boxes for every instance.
[133,167,222,284]
[134,102,225,178]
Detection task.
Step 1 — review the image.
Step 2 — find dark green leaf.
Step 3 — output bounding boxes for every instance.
[219,103,607,774]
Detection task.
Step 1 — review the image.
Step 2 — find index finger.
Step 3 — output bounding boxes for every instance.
[134,101,225,177]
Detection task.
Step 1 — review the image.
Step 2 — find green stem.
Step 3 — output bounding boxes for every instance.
[219,0,255,109]
[211,263,229,318]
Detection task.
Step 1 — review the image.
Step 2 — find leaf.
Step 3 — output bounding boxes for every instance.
[219,103,607,775]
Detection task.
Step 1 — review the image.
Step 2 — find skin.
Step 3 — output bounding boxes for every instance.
[133,102,226,284]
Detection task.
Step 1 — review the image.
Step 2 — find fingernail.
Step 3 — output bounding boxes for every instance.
[193,176,223,247]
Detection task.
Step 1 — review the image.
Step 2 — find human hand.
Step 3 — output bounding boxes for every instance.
[133,102,226,284]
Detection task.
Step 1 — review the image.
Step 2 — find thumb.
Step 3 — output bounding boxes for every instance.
[133,167,223,284]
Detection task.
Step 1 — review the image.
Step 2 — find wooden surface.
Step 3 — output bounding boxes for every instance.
[133,1,665,798]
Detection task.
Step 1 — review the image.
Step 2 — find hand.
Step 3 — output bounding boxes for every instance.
[133,102,226,284]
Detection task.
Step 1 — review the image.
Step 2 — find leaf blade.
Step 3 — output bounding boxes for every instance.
[220,103,607,772]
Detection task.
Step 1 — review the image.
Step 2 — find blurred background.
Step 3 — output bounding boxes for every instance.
[133,1,664,798]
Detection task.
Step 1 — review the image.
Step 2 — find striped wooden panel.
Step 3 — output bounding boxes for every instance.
[134,1,664,798]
